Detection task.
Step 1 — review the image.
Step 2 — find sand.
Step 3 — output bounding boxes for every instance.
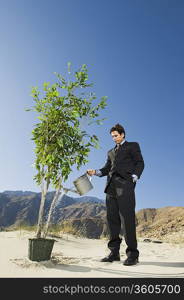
[0,230,184,278]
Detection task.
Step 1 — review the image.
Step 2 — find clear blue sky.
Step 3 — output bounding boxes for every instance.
[0,0,183,210]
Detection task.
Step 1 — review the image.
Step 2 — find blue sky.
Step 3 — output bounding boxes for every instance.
[0,0,183,210]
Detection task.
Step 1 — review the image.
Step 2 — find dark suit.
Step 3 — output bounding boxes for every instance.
[99,141,144,258]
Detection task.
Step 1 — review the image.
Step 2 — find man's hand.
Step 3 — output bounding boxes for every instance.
[87,169,96,176]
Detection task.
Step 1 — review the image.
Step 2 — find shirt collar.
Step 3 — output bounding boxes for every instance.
[120,139,126,145]
[114,139,126,149]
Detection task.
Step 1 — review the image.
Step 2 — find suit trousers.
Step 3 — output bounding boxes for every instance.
[105,174,139,259]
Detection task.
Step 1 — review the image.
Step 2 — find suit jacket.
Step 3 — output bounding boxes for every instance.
[99,141,144,193]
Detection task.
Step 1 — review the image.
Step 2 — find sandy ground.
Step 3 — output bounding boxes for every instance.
[0,231,184,278]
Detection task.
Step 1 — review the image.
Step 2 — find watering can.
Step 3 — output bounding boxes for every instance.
[63,173,93,196]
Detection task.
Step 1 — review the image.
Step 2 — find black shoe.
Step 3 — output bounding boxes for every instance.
[123,257,139,266]
[101,253,120,262]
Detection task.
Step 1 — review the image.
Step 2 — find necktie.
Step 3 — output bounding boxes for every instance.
[115,143,120,152]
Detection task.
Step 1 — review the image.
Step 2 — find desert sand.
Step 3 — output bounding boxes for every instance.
[0,230,184,278]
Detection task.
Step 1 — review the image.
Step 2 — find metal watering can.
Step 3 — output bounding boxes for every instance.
[63,173,93,196]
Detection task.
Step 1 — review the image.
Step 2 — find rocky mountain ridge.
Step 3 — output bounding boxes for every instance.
[0,191,105,227]
[0,191,183,243]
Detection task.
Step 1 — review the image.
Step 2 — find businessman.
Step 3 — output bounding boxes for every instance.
[87,123,144,265]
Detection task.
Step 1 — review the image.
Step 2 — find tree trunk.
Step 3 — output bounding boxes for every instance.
[36,176,50,238]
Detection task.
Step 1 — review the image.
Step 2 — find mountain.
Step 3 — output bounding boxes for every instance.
[0,191,40,227]
[0,191,183,242]
[71,196,104,204]
[136,206,184,243]
[52,201,106,222]
[0,191,105,228]
[59,217,106,239]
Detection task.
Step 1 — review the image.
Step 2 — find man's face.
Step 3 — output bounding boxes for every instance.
[111,131,125,144]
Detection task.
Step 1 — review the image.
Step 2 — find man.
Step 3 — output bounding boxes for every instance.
[87,123,144,266]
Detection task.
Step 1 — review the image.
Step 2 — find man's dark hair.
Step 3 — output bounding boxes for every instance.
[110,123,126,136]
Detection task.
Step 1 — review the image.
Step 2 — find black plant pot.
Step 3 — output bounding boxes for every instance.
[28,238,55,261]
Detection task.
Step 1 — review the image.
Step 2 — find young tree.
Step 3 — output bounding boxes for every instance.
[27,63,107,238]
